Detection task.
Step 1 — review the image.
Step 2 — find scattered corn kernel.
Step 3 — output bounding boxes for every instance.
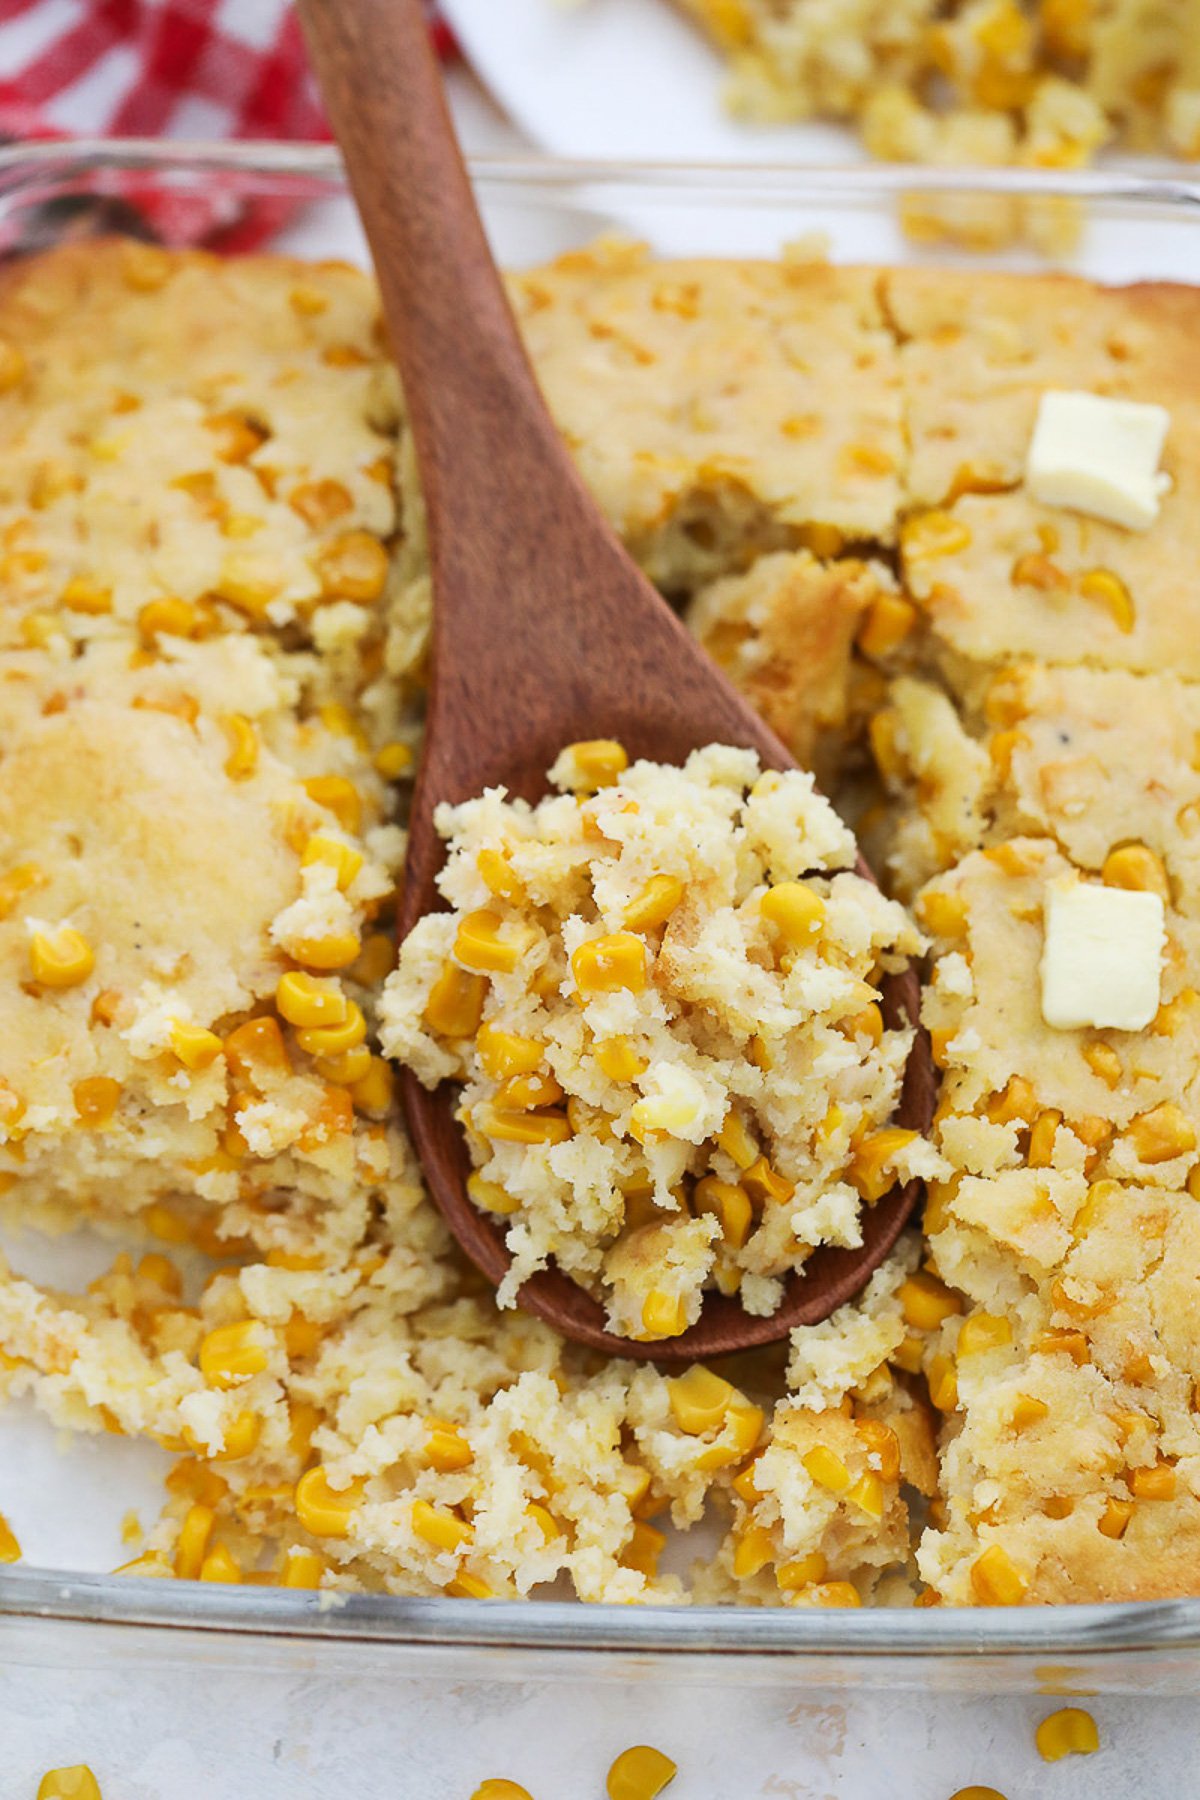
[296,1001,366,1059]
[200,1542,242,1583]
[36,1769,102,1800]
[1080,567,1134,632]
[174,1502,215,1579]
[303,774,362,835]
[803,1445,851,1494]
[0,1510,20,1563]
[456,909,538,976]
[425,1418,474,1473]
[302,835,364,892]
[668,1366,734,1435]
[73,1077,121,1129]
[1102,841,1170,902]
[1035,1706,1100,1762]
[467,1172,521,1215]
[640,1290,688,1339]
[848,1127,916,1203]
[776,1551,829,1592]
[281,1548,327,1589]
[1129,1463,1176,1500]
[858,592,918,658]
[563,738,629,791]
[1126,1102,1196,1164]
[169,1020,223,1070]
[956,1314,1013,1358]
[606,1745,677,1800]
[693,1177,753,1249]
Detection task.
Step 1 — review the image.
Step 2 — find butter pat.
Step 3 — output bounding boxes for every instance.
[1040,876,1164,1032]
[1026,389,1171,531]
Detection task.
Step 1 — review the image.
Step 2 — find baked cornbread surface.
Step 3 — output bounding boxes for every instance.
[1,235,1198,1608]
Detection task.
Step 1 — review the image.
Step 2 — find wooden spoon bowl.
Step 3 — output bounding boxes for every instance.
[299,0,936,1362]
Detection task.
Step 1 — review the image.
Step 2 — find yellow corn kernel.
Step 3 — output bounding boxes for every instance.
[623,875,685,932]
[525,1502,562,1545]
[369,740,411,783]
[564,738,630,791]
[775,1552,829,1592]
[900,1270,964,1332]
[113,1553,172,1580]
[717,1110,758,1171]
[693,1176,753,1250]
[593,1036,647,1083]
[0,862,45,921]
[455,909,538,976]
[1027,1109,1061,1168]
[199,1321,271,1389]
[928,1354,958,1412]
[1129,1463,1176,1500]
[492,1070,564,1112]
[138,596,200,644]
[282,1311,324,1360]
[1035,1706,1100,1763]
[571,932,647,997]
[168,1019,223,1072]
[917,888,968,938]
[215,714,258,784]
[848,1127,916,1203]
[810,1581,865,1608]
[315,530,389,603]
[1080,567,1134,633]
[846,1471,885,1521]
[1012,551,1066,591]
[1097,1497,1135,1541]
[209,1410,262,1462]
[946,1791,1007,1800]
[606,1747,676,1800]
[868,710,905,783]
[0,1509,20,1563]
[857,592,918,659]
[467,1172,520,1216]
[424,960,487,1038]
[30,927,94,988]
[174,1502,215,1579]
[476,848,523,903]
[301,835,365,895]
[733,1524,776,1579]
[36,1770,102,1800]
[902,508,971,561]
[295,1466,366,1538]
[1102,841,1169,903]
[970,1544,1028,1605]
[1127,1102,1196,1164]
[957,1313,1013,1358]
[276,971,348,1029]
[471,1783,533,1800]
[317,703,367,747]
[224,1015,290,1080]
[840,1003,883,1048]
[281,1548,327,1589]
[474,1023,541,1082]
[1083,1043,1122,1090]
[668,1366,734,1435]
[620,1519,666,1580]
[73,1076,121,1129]
[296,1001,366,1059]
[850,1421,898,1487]
[759,881,826,949]
[802,1445,851,1494]
[425,1418,473,1473]
[1011,1395,1050,1433]
[640,1290,688,1339]
[303,774,362,836]
[412,1497,472,1553]
[199,1542,242,1584]
[61,576,112,616]
[351,1056,394,1115]
[986,1075,1037,1126]
[475,1105,571,1146]
[741,1156,794,1207]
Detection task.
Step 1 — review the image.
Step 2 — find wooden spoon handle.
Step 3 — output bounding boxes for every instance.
[296,0,563,572]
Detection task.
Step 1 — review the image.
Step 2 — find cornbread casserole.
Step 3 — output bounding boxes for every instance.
[0,235,1197,1608]
[672,0,1200,246]
[382,745,928,1339]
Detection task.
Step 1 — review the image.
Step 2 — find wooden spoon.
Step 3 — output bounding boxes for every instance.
[298,0,935,1362]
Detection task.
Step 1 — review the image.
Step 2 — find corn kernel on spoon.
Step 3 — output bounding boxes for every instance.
[298,0,934,1361]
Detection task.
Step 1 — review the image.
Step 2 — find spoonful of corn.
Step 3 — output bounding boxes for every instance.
[298,0,934,1361]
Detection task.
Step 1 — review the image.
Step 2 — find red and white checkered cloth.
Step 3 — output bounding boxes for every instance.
[0,0,457,247]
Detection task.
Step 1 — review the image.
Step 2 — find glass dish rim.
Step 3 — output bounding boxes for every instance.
[1,135,1199,1659]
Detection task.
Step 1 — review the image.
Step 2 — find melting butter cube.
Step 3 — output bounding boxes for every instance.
[1026,390,1170,531]
[1040,877,1164,1033]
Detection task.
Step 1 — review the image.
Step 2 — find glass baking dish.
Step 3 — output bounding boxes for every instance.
[2,138,1200,1697]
